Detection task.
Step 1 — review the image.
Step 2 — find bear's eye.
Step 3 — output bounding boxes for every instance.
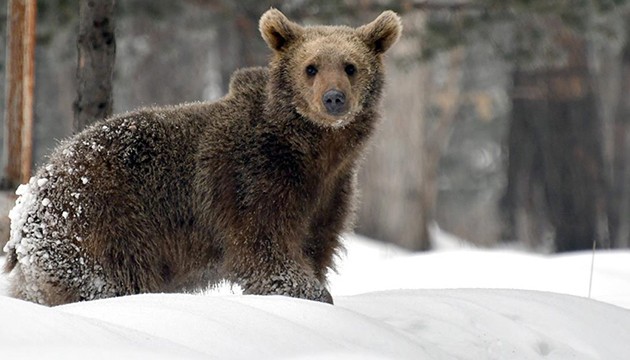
[345,64,357,76]
[306,65,318,77]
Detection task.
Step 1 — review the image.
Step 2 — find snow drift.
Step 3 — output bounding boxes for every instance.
[2,235,630,359]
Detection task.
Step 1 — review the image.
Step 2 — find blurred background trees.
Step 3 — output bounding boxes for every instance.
[74,0,115,131]
[1,0,629,253]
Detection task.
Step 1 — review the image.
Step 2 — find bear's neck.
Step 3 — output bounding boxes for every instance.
[263,79,378,175]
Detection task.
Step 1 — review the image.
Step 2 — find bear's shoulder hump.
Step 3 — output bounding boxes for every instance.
[228,67,269,99]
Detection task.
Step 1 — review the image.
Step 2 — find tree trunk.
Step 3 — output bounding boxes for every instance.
[501,79,550,247]
[73,0,116,132]
[503,26,607,252]
[216,2,272,93]
[416,47,465,249]
[356,12,463,251]
[608,39,630,249]
[356,50,429,250]
[2,0,37,188]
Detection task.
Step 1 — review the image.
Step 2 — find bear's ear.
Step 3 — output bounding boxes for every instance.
[357,11,402,54]
[259,8,304,52]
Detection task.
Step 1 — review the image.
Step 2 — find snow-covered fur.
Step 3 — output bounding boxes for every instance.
[3,9,401,305]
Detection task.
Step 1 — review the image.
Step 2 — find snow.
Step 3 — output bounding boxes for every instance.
[331,241,630,309]
[1,233,630,359]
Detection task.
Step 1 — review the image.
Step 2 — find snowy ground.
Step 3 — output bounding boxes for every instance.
[1,232,630,359]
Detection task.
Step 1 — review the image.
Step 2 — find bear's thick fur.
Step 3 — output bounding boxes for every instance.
[3,9,401,305]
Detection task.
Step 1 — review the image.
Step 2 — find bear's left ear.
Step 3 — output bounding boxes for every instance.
[259,8,304,52]
[357,11,402,54]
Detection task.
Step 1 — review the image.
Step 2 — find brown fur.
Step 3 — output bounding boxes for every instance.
[3,9,401,305]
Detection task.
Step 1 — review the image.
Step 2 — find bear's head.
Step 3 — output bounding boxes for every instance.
[260,9,402,128]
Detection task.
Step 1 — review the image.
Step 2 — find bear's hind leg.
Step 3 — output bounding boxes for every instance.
[6,243,117,306]
[6,262,83,306]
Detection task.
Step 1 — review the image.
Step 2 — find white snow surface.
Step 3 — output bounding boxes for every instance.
[1,233,630,359]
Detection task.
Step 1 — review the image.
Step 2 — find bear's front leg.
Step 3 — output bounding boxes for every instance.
[198,133,334,303]
[223,227,334,304]
[236,257,333,304]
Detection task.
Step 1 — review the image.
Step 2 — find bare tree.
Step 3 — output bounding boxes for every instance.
[503,21,607,251]
[357,12,464,250]
[73,0,116,132]
[608,30,630,249]
[2,0,37,188]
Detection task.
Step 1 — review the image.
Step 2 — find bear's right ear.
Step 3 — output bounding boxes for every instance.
[357,10,402,54]
[259,9,303,52]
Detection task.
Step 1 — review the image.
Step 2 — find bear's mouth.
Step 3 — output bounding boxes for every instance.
[313,108,359,129]
[329,114,355,129]
[333,118,347,127]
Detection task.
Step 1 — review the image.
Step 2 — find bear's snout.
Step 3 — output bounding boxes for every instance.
[322,90,347,115]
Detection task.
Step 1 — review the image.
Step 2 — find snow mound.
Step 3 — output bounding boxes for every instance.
[343,289,630,360]
[1,290,629,359]
[2,234,630,359]
[332,237,630,309]
[0,295,208,359]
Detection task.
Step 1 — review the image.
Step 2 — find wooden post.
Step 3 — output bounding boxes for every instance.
[2,0,37,188]
[74,0,116,132]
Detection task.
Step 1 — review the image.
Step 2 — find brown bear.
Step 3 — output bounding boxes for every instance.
[3,9,401,305]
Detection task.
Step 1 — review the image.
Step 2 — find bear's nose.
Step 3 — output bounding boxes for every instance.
[322,90,347,115]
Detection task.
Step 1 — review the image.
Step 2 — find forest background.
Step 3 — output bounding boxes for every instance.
[1,0,629,253]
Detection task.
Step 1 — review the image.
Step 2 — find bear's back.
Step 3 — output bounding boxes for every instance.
[226,67,269,101]
[36,68,271,240]
[37,67,270,232]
